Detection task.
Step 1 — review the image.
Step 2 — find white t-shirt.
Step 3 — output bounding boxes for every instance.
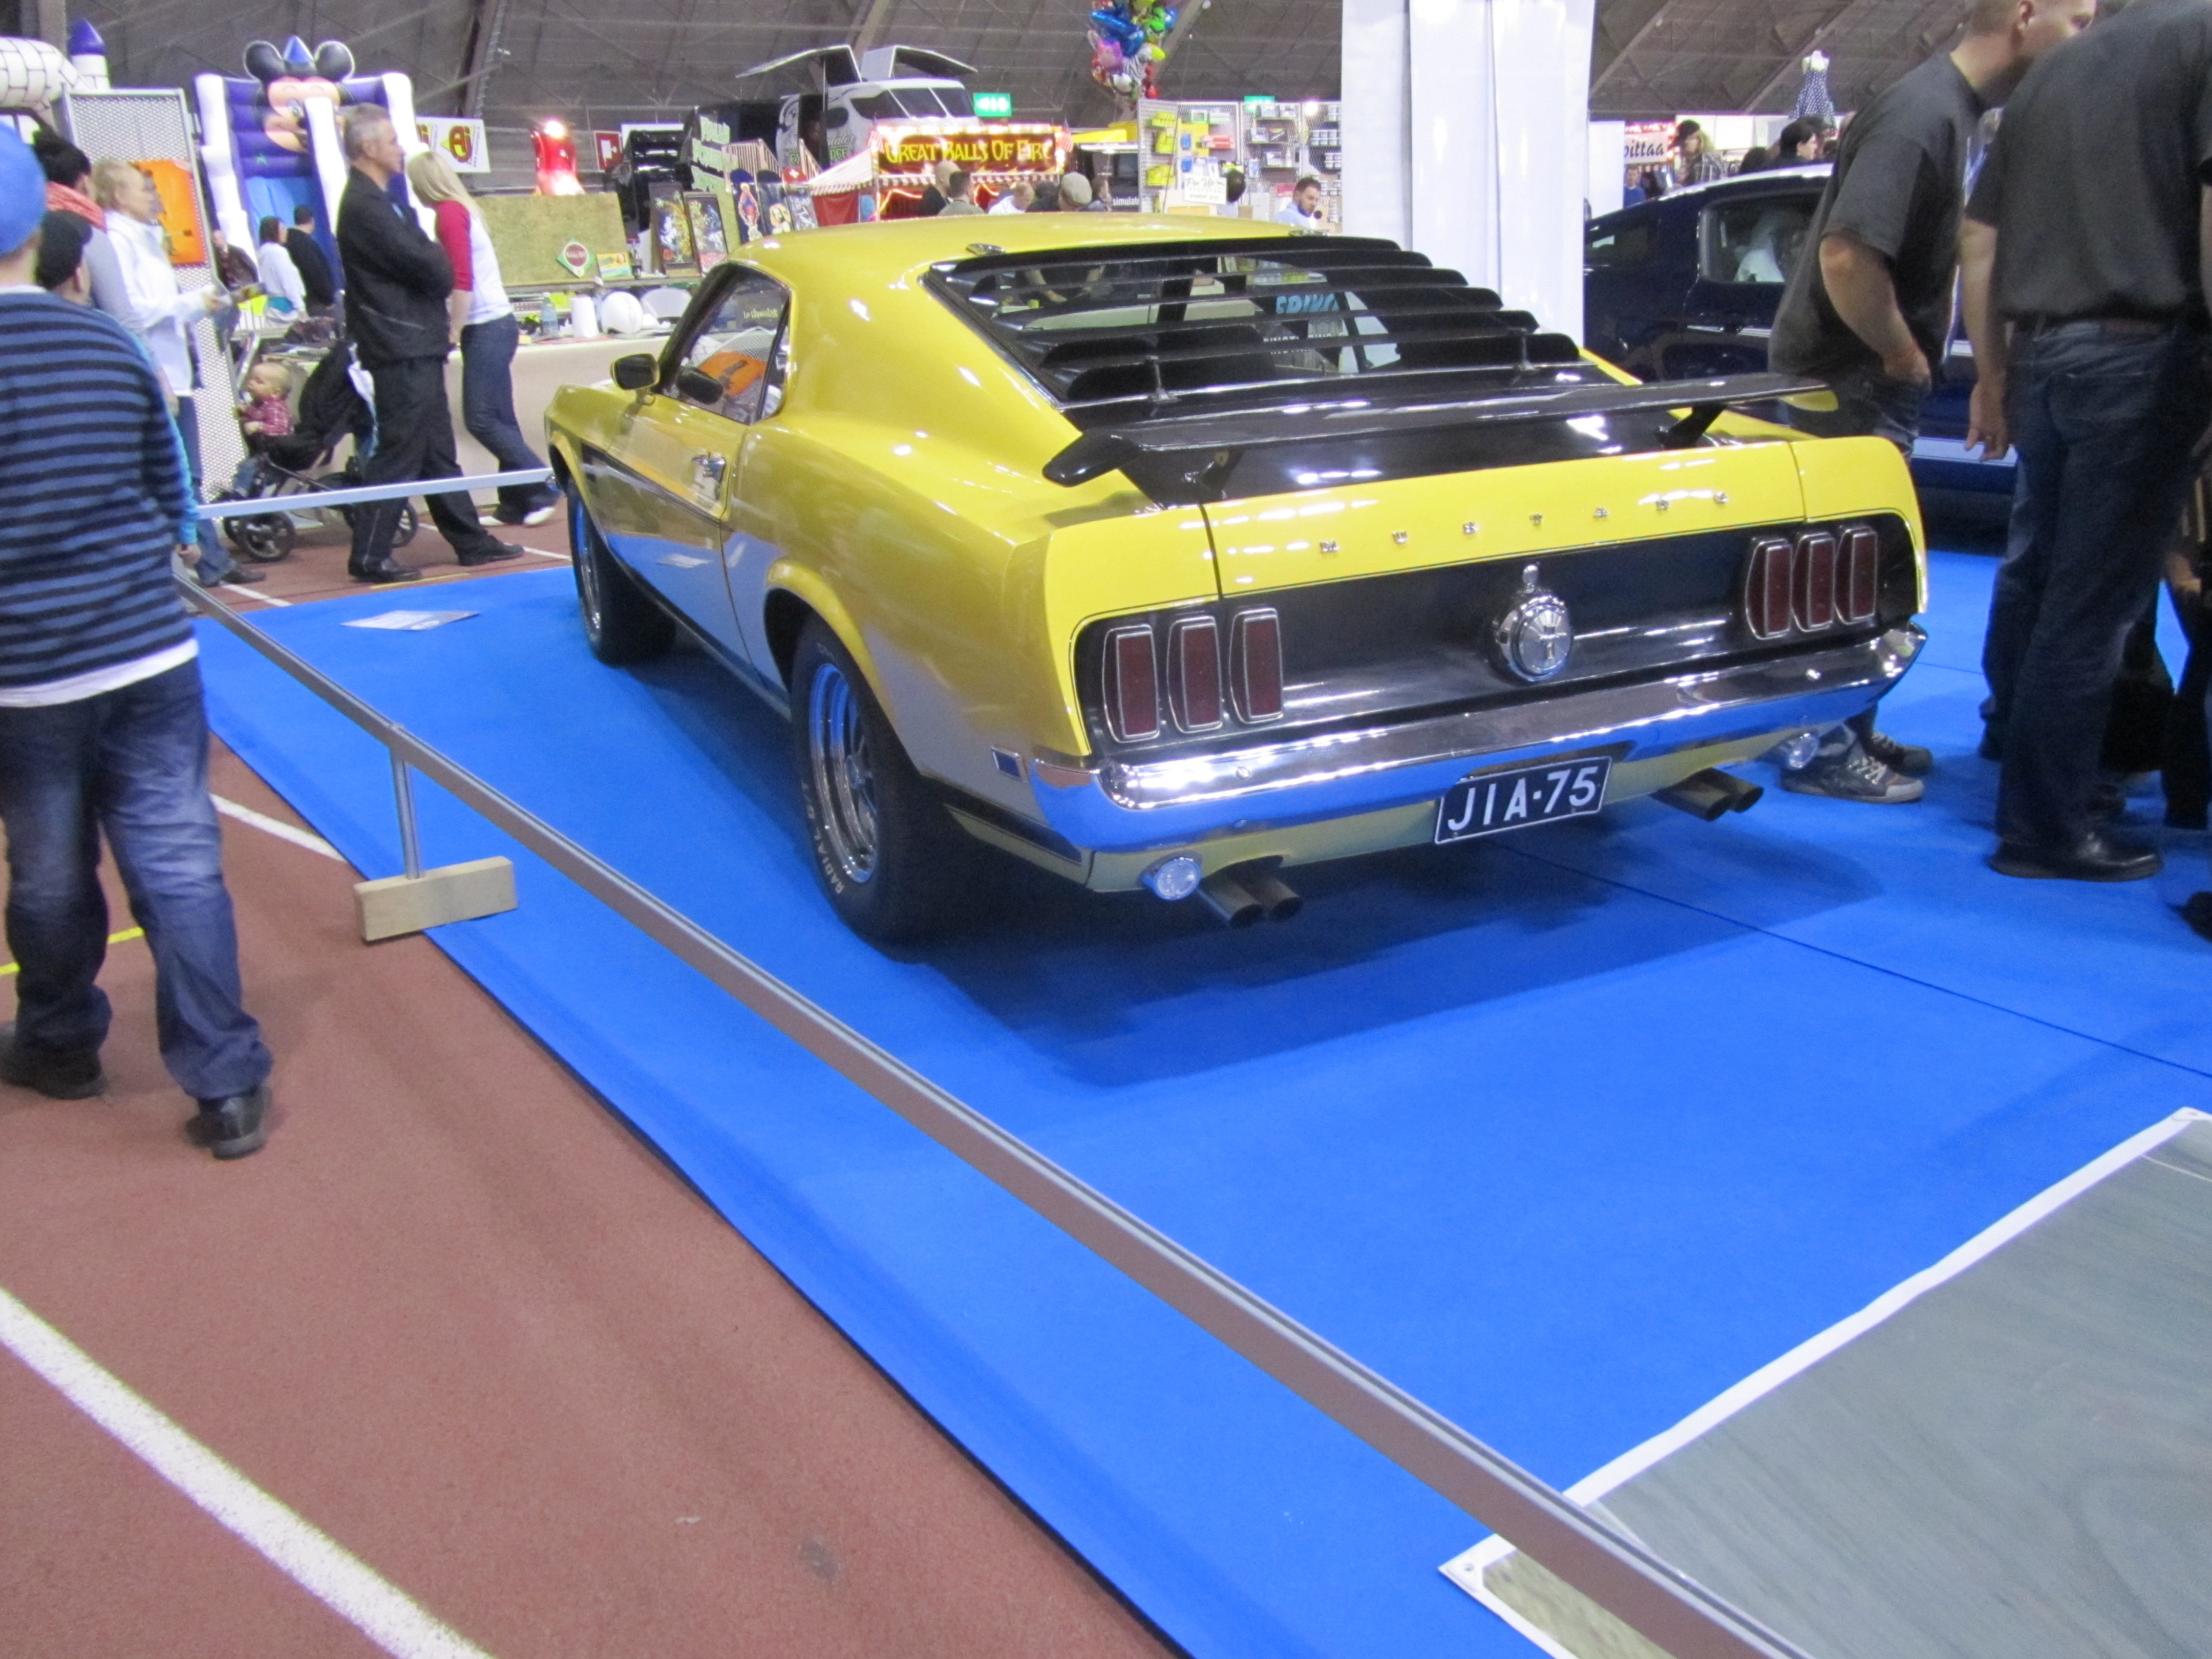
[1275,202,1324,230]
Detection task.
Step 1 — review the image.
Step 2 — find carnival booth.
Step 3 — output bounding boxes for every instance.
[805,120,1071,224]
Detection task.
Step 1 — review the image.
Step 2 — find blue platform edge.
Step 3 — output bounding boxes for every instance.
[195,553,2212,1659]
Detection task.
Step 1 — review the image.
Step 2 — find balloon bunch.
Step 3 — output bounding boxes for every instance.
[1088,0,1175,102]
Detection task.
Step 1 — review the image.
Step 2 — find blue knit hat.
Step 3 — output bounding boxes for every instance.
[0,126,45,257]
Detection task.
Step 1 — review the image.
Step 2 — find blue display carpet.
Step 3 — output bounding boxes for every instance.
[196,550,2212,1659]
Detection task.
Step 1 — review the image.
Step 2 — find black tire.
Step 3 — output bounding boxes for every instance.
[393,502,419,547]
[790,620,969,943]
[568,481,674,664]
[224,512,295,562]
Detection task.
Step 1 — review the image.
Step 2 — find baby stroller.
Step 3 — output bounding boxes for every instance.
[214,337,420,563]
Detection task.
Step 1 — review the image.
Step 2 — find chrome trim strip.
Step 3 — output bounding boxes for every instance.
[1098,629,1923,812]
[181,579,1808,1659]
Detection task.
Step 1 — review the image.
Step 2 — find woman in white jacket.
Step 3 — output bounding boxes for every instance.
[254,214,305,314]
[89,159,249,586]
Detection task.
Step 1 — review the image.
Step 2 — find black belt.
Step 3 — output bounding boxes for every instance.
[2018,315,2180,337]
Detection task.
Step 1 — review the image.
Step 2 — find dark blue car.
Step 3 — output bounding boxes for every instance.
[1583,166,2011,503]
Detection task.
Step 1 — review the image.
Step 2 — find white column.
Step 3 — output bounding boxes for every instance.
[1341,0,1595,339]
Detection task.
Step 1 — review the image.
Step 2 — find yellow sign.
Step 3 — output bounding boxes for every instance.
[870,123,1070,179]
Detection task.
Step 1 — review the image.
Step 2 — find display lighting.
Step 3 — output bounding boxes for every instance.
[533,117,584,195]
[1743,526,1880,640]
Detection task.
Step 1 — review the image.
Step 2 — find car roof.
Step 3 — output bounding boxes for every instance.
[1594,163,1829,228]
[733,211,1292,292]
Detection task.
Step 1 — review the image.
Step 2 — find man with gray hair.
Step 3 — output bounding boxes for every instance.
[335,107,522,583]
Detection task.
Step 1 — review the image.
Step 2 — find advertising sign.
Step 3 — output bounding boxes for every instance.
[416,116,490,173]
[870,123,1069,179]
[971,91,1013,118]
[593,130,623,172]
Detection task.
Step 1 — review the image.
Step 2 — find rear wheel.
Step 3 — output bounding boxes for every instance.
[224,511,295,562]
[790,620,968,942]
[568,481,673,664]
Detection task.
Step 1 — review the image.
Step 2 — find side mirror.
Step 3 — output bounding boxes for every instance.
[612,353,658,391]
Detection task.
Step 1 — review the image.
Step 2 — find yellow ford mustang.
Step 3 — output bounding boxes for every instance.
[545,215,1924,941]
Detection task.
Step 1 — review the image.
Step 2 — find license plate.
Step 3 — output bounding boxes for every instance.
[1436,757,1610,843]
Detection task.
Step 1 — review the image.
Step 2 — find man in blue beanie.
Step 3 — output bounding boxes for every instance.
[0,128,273,1158]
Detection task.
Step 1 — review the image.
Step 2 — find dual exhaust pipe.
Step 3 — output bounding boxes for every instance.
[1141,854,1303,926]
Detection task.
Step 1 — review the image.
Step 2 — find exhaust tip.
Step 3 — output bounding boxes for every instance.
[1654,767,1762,822]
[1197,871,1264,927]
[1241,867,1303,922]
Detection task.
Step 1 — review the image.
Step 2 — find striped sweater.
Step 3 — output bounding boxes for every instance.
[0,292,195,691]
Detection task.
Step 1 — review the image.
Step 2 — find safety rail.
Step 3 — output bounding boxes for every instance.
[194,468,558,523]
[176,543,1811,1659]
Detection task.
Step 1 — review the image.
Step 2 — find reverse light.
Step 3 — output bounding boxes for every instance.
[1141,854,1203,901]
[1103,625,1160,742]
[1168,615,1224,731]
[1230,608,1284,721]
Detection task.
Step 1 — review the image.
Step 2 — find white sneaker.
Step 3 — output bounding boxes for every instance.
[521,503,558,526]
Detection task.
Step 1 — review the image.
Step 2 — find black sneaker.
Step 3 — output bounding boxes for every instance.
[1862,729,1933,776]
[0,1022,105,1099]
[191,1083,270,1160]
[457,541,526,567]
[1779,744,1923,803]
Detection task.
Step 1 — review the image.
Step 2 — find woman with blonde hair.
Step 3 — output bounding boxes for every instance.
[406,146,558,525]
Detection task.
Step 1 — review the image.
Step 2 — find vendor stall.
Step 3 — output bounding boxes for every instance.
[804,120,1070,222]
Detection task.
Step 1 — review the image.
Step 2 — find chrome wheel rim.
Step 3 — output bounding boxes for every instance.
[571,494,605,634]
[807,663,879,884]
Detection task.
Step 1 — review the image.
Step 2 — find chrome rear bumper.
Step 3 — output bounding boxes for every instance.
[1032,626,1924,853]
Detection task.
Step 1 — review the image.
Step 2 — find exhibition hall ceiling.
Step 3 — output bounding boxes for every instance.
[66,0,1959,128]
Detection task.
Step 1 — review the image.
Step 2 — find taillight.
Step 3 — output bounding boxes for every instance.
[1168,616,1224,731]
[1230,608,1284,721]
[1103,625,1159,741]
[1839,525,1879,624]
[1745,537,1794,640]
[1793,530,1837,631]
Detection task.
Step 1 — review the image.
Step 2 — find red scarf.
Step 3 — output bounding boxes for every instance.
[45,181,107,230]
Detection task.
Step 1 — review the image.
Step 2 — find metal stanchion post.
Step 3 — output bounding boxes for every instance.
[391,753,423,881]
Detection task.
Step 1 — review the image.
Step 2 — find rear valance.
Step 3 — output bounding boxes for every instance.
[1043,373,1829,504]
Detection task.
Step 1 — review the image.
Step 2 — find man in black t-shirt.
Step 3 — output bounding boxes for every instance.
[1961,0,2212,884]
[1767,0,2092,805]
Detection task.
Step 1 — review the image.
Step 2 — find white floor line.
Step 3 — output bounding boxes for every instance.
[220,585,292,606]
[0,1284,495,1659]
[1443,1105,2212,1594]
[211,795,346,863]
[522,548,571,562]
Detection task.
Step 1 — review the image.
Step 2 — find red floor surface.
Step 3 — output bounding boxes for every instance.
[0,726,1175,1655]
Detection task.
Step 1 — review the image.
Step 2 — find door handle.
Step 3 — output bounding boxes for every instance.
[691,452,727,497]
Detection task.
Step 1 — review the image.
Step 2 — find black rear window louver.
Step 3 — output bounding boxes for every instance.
[927,236,1592,427]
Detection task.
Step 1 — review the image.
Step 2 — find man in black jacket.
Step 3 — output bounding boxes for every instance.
[335,109,521,583]
[286,204,337,312]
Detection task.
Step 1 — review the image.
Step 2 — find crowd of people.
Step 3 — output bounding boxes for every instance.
[1769,0,2212,940]
[19,111,547,591]
[1631,116,1836,202]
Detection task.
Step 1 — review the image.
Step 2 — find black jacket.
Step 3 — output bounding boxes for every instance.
[285,226,337,307]
[336,168,453,369]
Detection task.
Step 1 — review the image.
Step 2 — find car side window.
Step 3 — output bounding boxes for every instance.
[1585,218,1652,269]
[1700,196,1816,285]
[670,267,792,424]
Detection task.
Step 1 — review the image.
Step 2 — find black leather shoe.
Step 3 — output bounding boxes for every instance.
[456,541,525,567]
[0,1022,105,1099]
[354,559,424,584]
[1988,832,2162,882]
[2184,892,2212,943]
[199,562,264,586]
[192,1084,269,1159]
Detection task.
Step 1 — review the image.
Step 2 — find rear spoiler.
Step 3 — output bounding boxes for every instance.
[1042,372,1830,502]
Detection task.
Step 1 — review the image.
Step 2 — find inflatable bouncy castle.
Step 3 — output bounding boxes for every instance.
[195,37,421,261]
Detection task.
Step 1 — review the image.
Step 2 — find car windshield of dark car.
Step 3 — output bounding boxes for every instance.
[930,236,1598,425]
[1701,196,1815,285]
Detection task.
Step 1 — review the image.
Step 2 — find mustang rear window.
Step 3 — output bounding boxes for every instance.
[928,236,1596,426]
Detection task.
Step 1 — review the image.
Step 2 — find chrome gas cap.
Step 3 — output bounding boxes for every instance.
[1495,564,1573,682]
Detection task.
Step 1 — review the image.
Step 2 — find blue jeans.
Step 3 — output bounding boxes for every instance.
[1984,321,2211,847]
[173,396,236,583]
[459,314,557,515]
[0,661,270,1099]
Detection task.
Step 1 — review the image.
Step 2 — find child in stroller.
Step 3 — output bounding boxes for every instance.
[216,338,420,563]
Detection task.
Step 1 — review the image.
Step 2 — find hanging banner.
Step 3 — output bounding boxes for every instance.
[869,123,1070,180]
